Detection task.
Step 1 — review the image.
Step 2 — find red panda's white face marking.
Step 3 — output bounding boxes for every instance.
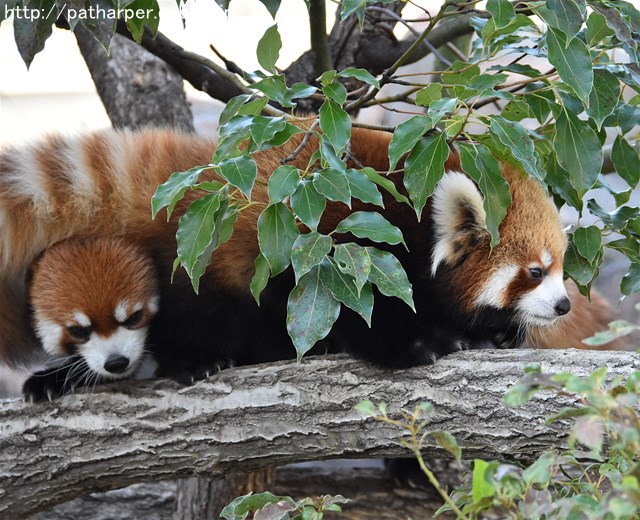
[430,167,570,329]
[30,237,159,380]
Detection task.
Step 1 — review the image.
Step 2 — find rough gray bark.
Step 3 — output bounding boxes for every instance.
[2,349,639,518]
[74,26,194,132]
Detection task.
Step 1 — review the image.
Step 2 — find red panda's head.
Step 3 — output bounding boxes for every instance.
[29,237,159,380]
[430,166,570,330]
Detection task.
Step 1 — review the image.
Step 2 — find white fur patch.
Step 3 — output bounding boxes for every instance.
[517,272,568,327]
[148,295,160,314]
[5,146,51,213]
[431,172,486,275]
[114,301,131,323]
[542,250,552,268]
[81,326,147,379]
[63,138,98,199]
[474,265,519,308]
[71,311,91,328]
[33,315,64,355]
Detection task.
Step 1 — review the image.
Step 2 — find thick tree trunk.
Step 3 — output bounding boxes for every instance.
[74,26,194,132]
[2,349,638,518]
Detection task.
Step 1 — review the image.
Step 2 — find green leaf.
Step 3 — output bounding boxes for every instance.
[151,166,208,220]
[545,28,593,106]
[554,108,603,193]
[334,242,371,294]
[404,133,449,219]
[489,116,545,181]
[415,83,442,107]
[387,116,432,171]
[313,169,351,206]
[176,193,222,293]
[587,199,640,232]
[291,180,326,231]
[287,265,340,359]
[220,491,295,520]
[323,82,348,106]
[219,94,252,127]
[487,0,515,29]
[257,202,300,275]
[252,75,290,106]
[355,399,377,417]
[522,451,556,486]
[291,232,333,283]
[564,239,598,288]
[429,431,462,463]
[318,100,351,152]
[524,83,555,124]
[250,253,270,305]
[427,97,458,127]
[320,260,373,326]
[612,135,640,189]
[125,0,160,42]
[335,212,406,248]
[607,237,640,264]
[13,0,59,67]
[340,0,367,28]
[582,319,638,346]
[257,24,281,73]
[339,67,380,89]
[345,169,383,207]
[458,143,512,249]
[366,247,414,310]
[574,226,602,264]
[258,0,281,18]
[537,0,584,40]
[218,156,257,199]
[622,263,640,296]
[587,69,621,131]
[472,460,496,501]
[586,11,615,45]
[362,168,410,205]
[574,417,604,452]
[268,165,301,203]
[76,0,117,51]
[501,99,534,122]
[250,116,287,146]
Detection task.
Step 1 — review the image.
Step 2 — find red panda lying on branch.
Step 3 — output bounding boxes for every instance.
[0,128,620,401]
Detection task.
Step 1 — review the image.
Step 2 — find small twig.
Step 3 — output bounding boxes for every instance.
[209,43,253,83]
[280,120,320,165]
[445,42,468,62]
[367,6,453,67]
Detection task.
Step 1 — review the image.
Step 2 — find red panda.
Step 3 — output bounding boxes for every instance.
[0,126,614,402]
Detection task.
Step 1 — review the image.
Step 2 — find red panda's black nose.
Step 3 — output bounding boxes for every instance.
[554,297,571,316]
[104,354,130,374]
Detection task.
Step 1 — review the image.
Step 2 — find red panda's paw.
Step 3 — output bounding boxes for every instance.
[22,357,86,403]
[157,358,234,386]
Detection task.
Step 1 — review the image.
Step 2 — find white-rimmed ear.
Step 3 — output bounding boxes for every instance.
[431,172,488,275]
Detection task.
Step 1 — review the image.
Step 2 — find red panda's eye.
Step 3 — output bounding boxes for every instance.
[67,326,91,341]
[529,268,543,280]
[122,310,143,328]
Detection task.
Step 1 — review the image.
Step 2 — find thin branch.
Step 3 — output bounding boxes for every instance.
[280,120,320,165]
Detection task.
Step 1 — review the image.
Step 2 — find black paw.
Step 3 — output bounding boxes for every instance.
[23,369,71,403]
[158,359,234,385]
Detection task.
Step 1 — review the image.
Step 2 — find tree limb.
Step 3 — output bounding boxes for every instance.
[3,349,638,518]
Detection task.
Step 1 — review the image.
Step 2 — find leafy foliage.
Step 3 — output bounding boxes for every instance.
[5,1,640,353]
[220,491,348,520]
[357,365,640,520]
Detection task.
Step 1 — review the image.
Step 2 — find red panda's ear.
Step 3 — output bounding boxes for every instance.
[430,172,489,275]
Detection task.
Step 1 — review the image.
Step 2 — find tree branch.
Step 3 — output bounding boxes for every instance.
[3,349,638,518]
